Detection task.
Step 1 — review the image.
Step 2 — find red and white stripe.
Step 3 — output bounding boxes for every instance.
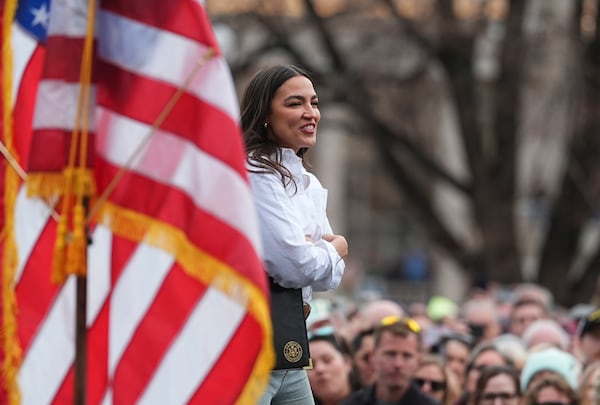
[11,0,270,403]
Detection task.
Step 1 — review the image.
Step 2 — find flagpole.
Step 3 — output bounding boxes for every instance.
[74,197,90,405]
[74,274,87,405]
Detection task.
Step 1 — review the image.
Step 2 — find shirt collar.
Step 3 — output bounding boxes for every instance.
[280,148,304,178]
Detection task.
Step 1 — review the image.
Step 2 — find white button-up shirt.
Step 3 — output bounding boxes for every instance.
[248,148,345,302]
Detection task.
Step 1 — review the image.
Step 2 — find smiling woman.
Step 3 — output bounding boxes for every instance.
[265,75,320,152]
[242,65,348,405]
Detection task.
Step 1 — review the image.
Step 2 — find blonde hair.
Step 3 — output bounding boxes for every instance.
[579,361,600,405]
[417,355,451,404]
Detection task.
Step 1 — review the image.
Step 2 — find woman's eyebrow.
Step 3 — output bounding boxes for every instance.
[284,94,318,102]
[284,95,305,101]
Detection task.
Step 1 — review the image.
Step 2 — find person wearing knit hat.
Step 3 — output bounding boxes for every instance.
[520,347,582,392]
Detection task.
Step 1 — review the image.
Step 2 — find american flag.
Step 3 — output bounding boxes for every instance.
[3,0,273,403]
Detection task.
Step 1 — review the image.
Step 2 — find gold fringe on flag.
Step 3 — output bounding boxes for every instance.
[81,43,272,403]
[95,201,275,404]
[23,0,99,283]
[2,0,24,403]
[26,169,95,202]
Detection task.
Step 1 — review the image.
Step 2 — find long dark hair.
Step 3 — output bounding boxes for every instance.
[240,64,314,190]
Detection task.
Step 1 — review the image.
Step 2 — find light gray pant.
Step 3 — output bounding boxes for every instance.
[257,369,315,405]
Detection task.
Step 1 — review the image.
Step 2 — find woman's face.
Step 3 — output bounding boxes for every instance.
[479,373,519,405]
[444,339,470,384]
[307,340,352,402]
[353,334,376,386]
[266,75,320,152]
[536,386,572,404]
[414,363,446,402]
[467,350,507,393]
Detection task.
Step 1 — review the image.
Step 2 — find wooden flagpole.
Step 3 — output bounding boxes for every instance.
[74,270,88,405]
[71,0,96,400]
[74,197,90,405]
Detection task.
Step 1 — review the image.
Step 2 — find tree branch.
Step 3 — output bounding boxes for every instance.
[303,0,346,71]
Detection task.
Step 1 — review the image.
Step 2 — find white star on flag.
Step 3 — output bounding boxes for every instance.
[30,3,50,29]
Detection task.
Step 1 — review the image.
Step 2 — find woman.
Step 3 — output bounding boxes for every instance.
[350,328,376,389]
[307,328,354,405]
[414,355,457,405]
[242,65,348,404]
[438,333,473,388]
[471,365,521,405]
[456,342,513,405]
[579,362,600,405]
[522,374,579,405]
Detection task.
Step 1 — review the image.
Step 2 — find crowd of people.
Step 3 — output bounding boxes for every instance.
[302,282,600,405]
[237,63,598,405]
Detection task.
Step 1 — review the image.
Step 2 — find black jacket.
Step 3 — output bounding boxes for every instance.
[340,383,442,405]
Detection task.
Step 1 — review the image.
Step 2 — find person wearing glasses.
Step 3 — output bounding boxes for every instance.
[471,365,521,405]
[455,342,513,405]
[414,354,459,405]
[341,316,441,405]
[242,65,348,405]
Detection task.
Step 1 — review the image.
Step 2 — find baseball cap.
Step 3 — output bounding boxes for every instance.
[520,348,581,391]
[578,308,600,337]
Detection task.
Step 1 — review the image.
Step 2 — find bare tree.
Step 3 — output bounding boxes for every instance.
[210,0,600,306]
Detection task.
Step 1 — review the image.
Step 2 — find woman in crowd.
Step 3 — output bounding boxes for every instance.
[470,365,521,405]
[438,333,473,388]
[350,328,376,389]
[242,64,348,404]
[456,342,513,405]
[307,328,355,405]
[522,374,579,405]
[578,361,600,405]
[414,354,458,405]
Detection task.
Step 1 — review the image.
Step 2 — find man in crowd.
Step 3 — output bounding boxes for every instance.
[577,308,600,366]
[509,298,547,338]
[521,319,570,351]
[462,298,503,345]
[342,316,441,405]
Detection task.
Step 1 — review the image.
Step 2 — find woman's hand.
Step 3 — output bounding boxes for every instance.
[322,234,348,258]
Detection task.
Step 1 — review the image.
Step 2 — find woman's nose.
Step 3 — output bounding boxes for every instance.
[302,108,315,118]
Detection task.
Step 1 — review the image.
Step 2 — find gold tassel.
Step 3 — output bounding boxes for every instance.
[66,202,86,276]
[26,173,65,200]
[51,215,69,284]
